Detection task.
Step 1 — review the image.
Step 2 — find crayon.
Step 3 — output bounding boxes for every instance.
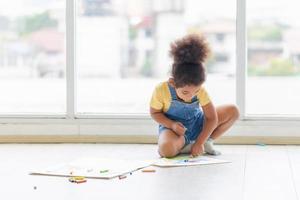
[69,177,76,183]
[73,176,85,180]
[119,175,127,179]
[142,169,156,172]
[69,177,87,183]
[75,179,87,184]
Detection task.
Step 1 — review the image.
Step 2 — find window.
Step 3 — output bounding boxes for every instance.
[247,0,300,115]
[0,0,299,119]
[77,0,236,114]
[0,0,66,114]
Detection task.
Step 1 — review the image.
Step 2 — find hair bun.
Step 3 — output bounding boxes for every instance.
[170,34,210,64]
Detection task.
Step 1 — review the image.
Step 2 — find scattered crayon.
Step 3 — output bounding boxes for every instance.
[69,177,76,183]
[142,169,156,173]
[75,179,87,184]
[100,170,109,173]
[73,176,85,180]
[256,142,266,146]
[119,175,127,179]
[69,177,87,183]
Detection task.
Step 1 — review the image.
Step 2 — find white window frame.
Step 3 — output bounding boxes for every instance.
[0,0,300,137]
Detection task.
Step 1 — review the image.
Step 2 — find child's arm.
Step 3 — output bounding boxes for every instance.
[150,107,186,136]
[195,102,218,145]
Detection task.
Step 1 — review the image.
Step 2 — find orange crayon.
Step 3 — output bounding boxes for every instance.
[142,169,156,173]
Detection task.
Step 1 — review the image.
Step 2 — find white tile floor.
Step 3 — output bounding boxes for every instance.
[0,144,299,200]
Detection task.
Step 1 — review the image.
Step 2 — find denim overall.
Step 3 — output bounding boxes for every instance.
[159,83,204,146]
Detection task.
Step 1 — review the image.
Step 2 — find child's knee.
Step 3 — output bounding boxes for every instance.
[229,104,240,120]
[158,141,178,158]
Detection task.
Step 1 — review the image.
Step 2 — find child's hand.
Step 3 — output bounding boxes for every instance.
[171,122,187,136]
[190,143,205,157]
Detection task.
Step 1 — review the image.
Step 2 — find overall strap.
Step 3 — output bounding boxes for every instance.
[191,95,198,103]
[167,83,178,100]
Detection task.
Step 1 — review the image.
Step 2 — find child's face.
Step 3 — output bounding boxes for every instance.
[175,84,202,102]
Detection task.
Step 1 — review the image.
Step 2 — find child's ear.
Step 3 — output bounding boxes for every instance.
[168,78,175,87]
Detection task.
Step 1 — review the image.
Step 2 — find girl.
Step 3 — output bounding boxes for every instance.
[150,34,239,158]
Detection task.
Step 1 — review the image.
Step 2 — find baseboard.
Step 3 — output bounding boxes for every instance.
[0,135,157,144]
[1,135,300,144]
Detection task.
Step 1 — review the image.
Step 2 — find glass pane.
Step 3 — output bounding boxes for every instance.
[0,0,66,114]
[77,0,236,114]
[247,0,300,115]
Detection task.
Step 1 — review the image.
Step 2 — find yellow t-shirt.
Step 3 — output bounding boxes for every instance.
[150,81,211,113]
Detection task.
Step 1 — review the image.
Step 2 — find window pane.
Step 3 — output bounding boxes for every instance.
[77,0,236,114]
[247,0,300,115]
[0,0,66,114]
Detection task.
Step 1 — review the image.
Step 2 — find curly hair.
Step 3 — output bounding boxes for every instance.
[169,34,210,88]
